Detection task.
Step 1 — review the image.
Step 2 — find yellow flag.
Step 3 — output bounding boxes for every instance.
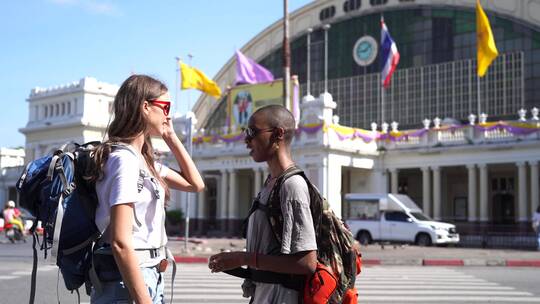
[476,0,498,77]
[180,62,222,98]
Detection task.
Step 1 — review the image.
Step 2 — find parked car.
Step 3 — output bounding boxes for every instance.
[344,193,459,246]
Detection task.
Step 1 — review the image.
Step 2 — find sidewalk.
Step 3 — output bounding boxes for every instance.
[168,237,540,267]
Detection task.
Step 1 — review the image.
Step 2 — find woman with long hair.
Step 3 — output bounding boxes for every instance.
[91,74,204,303]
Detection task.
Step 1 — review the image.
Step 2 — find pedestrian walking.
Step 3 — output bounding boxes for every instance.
[90,74,205,304]
[533,205,540,251]
[208,105,317,303]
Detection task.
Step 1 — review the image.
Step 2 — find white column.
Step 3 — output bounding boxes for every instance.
[326,158,342,217]
[227,169,238,220]
[219,170,228,220]
[197,188,206,232]
[479,163,489,222]
[517,162,528,222]
[318,159,329,199]
[433,166,442,220]
[422,167,431,216]
[253,168,262,196]
[390,168,399,194]
[531,161,539,218]
[197,188,206,219]
[467,164,477,221]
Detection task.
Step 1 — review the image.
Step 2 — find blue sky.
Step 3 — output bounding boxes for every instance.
[0,0,311,148]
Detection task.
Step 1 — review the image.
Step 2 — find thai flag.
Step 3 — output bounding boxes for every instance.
[380,17,400,88]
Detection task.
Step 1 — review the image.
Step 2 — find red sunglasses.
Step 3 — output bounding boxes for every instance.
[149,100,171,116]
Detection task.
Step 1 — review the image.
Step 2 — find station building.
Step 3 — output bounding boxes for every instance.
[3,0,540,246]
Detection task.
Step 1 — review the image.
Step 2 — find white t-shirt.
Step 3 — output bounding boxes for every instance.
[95,145,169,254]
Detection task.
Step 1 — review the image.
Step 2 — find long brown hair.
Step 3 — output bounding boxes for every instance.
[93,74,170,200]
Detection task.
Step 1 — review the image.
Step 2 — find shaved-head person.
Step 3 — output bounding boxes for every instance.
[209,105,317,303]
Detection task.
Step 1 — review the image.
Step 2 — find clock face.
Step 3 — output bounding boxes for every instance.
[353,36,378,66]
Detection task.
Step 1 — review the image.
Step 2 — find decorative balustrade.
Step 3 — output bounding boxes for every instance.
[189,108,540,155]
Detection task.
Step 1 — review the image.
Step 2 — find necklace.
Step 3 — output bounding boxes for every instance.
[267,163,296,181]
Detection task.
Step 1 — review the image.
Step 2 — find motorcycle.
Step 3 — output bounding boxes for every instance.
[3,222,26,243]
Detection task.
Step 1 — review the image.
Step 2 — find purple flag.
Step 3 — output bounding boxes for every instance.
[235,50,274,84]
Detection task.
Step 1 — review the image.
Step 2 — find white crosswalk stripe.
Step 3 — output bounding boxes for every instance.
[356,266,540,303]
[77,265,540,304]
[162,265,249,303]
[0,264,57,281]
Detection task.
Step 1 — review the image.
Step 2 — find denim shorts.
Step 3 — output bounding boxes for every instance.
[90,267,164,304]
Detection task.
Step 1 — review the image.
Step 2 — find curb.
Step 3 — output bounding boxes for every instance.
[505,260,540,267]
[423,259,464,266]
[172,256,540,267]
[174,256,208,264]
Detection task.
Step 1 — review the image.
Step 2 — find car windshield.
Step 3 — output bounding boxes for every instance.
[410,212,432,221]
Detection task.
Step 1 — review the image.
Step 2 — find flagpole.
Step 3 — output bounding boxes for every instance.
[381,84,385,125]
[477,74,481,116]
[323,24,331,93]
[380,13,384,126]
[187,53,194,112]
[307,28,312,96]
[283,0,291,108]
[175,57,180,114]
[185,53,194,252]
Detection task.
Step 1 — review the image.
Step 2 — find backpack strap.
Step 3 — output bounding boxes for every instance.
[265,165,311,245]
[224,166,311,291]
[28,232,39,304]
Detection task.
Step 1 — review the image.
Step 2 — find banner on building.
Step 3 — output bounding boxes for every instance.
[227,78,299,130]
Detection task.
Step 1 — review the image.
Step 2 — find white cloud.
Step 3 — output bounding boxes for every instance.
[48,0,120,16]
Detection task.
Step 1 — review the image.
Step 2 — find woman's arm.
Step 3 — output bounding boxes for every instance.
[161,118,205,192]
[110,203,152,304]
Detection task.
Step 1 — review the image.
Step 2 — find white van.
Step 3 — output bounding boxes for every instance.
[344,193,459,246]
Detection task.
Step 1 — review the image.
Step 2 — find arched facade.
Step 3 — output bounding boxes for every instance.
[195,0,540,131]
[188,0,540,245]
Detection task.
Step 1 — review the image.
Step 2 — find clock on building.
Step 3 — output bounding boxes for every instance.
[353,35,378,66]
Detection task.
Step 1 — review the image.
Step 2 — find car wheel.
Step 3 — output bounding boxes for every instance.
[415,233,432,247]
[357,231,372,245]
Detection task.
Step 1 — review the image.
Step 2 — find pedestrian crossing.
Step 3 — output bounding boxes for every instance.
[159,265,540,304]
[13,263,537,303]
[356,266,540,303]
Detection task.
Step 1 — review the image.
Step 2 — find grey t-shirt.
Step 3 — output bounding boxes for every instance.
[245,174,317,304]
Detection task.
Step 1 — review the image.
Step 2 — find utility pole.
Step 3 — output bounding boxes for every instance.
[283,0,290,108]
[323,24,331,93]
[175,57,180,114]
[306,28,313,96]
[184,53,194,252]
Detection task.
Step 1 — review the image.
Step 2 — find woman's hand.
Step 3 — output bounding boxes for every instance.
[162,117,178,143]
[208,252,248,273]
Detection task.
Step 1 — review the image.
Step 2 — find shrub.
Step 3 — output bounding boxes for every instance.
[166,209,184,225]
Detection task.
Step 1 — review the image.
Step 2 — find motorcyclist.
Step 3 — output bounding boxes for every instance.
[3,200,25,234]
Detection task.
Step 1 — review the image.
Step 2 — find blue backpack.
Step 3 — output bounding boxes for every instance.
[17,141,103,302]
[18,142,178,303]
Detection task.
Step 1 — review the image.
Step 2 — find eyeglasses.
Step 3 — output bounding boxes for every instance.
[149,100,171,116]
[243,126,274,139]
